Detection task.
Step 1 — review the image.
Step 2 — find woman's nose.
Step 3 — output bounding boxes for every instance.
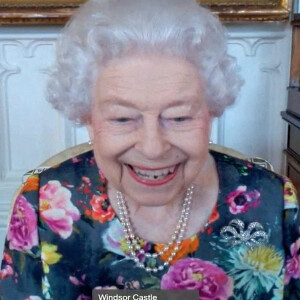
[135,121,171,159]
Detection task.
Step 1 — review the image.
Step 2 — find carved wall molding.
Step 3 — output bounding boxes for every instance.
[227,24,287,56]
[0,29,62,189]
[222,23,292,172]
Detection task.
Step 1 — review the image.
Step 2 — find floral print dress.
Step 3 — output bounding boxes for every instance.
[0,150,299,300]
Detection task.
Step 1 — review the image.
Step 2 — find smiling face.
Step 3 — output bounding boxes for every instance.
[88,54,212,207]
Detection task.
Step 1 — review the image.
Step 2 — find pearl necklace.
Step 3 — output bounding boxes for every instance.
[116,185,194,273]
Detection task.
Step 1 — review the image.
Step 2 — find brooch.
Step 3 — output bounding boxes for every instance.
[220,219,269,249]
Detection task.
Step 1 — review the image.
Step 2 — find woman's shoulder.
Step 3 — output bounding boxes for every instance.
[38,149,95,173]
[33,149,104,186]
[211,149,298,211]
[18,149,108,223]
[210,149,284,183]
[210,150,292,209]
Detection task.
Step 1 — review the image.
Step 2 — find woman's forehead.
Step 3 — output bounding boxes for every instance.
[100,53,198,73]
[94,54,204,103]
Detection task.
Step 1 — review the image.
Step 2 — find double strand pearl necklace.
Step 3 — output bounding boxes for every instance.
[116,185,194,273]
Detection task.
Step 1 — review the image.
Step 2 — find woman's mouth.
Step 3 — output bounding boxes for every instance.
[125,164,179,186]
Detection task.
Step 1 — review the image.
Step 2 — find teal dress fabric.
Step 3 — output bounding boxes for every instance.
[0,150,299,300]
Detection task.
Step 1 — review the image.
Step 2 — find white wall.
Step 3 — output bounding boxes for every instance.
[0,23,292,255]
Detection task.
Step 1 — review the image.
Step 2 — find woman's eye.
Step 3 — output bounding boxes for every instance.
[172,116,190,122]
[114,118,132,123]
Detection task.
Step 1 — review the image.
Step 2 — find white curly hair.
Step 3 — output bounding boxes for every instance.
[47,0,243,124]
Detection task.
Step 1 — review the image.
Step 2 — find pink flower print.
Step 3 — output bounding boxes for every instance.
[77,295,92,300]
[161,258,233,300]
[99,169,107,184]
[285,238,300,284]
[72,157,83,163]
[102,219,150,259]
[0,264,13,280]
[7,194,38,251]
[77,176,93,196]
[283,178,298,209]
[69,274,86,286]
[39,180,80,239]
[225,185,260,214]
[116,276,140,289]
[94,286,118,290]
[0,252,13,280]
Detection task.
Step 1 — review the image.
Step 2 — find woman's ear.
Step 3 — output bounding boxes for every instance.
[208,115,213,135]
[86,122,95,142]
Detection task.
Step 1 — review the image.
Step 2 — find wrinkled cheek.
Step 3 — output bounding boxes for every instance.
[110,162,124,183]
[94,153,124,186]
[183,149,210,184]
[182,160,202,181]
[93,124,107,136]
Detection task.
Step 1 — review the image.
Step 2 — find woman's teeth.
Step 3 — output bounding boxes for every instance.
[131,166,176,180]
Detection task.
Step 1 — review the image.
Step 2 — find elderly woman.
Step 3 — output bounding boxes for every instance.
[0,0,299,299]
